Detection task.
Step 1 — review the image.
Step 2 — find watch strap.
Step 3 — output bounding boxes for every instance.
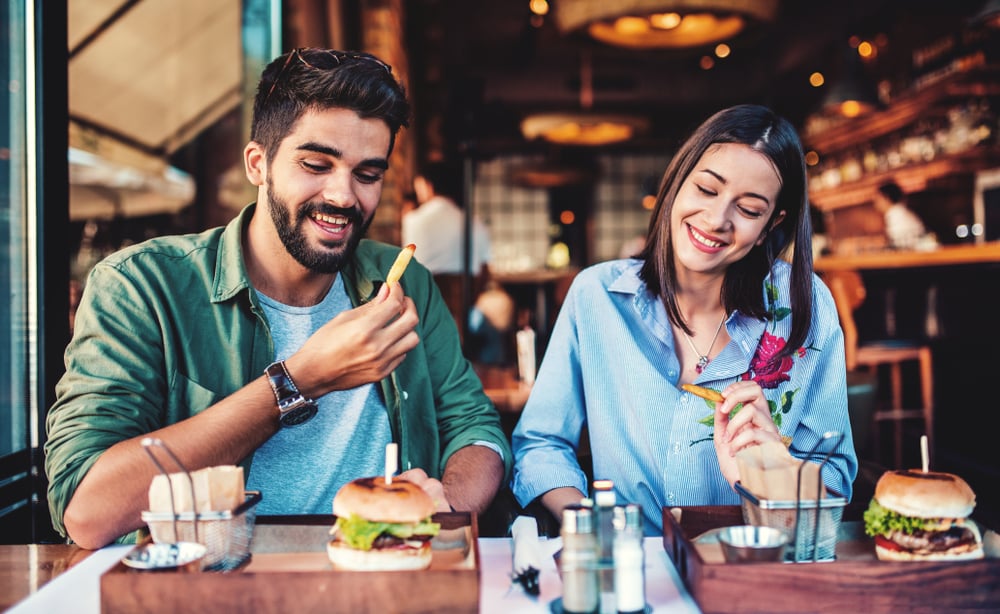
[264,361,318,427]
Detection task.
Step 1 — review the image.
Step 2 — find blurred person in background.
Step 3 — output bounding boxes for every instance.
[873,180,934,250]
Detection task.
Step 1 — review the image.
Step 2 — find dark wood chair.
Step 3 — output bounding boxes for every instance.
[826,269,934,469]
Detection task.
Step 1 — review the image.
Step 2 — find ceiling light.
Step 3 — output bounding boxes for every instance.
[821,46,881,118]
[520,51,649,146]
[521,113,650,146]
[554,0,778,49]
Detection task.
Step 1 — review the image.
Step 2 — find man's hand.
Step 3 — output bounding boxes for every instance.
[399,468,451,513]
[287,281,419,398]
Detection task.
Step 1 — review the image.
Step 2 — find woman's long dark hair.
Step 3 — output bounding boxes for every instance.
[637,104,813,359]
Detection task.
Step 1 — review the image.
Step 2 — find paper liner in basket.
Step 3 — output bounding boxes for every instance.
[148,465,245,514]
[736,441,825,501]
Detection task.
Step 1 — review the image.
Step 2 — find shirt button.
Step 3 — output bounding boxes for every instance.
[666,492,676,503]
[667,370,677,378]
[672,442,682,454]
[402,390,409,400]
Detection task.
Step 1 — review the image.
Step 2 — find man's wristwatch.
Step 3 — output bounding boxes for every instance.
[264,361,318,427]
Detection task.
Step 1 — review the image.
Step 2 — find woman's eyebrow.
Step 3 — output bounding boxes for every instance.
[697,167,771,205]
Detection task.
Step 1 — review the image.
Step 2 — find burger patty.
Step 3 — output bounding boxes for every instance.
[889,524,978,553]
[371,533,434,550]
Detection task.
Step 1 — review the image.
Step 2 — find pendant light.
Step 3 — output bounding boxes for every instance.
[553,0,778,49]
[520,51,649,146]
[821,44,881,118]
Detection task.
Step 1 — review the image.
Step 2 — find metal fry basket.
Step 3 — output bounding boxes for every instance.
[735,431,847,563]
[140,437,261,571]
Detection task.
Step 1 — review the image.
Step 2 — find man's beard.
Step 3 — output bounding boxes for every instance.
[266,181,373,274]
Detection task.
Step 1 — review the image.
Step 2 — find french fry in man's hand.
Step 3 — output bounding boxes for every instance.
[386,244,416,284]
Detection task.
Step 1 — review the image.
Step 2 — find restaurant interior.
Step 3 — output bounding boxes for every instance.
[3,0,1000,559]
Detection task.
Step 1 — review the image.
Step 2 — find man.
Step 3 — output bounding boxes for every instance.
[45,48,511,549]
[873,180,932,250]
[403,160,491,276]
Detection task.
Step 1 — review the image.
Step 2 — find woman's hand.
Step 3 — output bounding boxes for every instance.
[712,380,782,486]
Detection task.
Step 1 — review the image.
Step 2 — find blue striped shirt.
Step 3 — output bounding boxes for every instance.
[511,258,857,534]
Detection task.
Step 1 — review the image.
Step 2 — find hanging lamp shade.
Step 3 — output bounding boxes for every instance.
[821,49,880,118]
[554,0,779,49]
[520,112,650,146]
[520,51,650,146]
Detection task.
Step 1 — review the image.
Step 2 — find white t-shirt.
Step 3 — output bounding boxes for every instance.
[247,275,391,515]
[884,203,926,249]
[401,196,491,274]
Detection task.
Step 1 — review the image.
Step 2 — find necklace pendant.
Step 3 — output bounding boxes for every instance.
[695,356,709,373]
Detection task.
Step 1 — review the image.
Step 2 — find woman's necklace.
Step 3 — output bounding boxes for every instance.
[682,314,727,374]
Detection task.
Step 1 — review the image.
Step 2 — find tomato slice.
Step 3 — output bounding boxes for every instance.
[874,535,904,552]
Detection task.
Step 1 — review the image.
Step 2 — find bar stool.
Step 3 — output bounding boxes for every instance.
[825,270,934,469]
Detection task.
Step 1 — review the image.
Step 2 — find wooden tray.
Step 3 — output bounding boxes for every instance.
[101,512,479,613]
[662,505,1000,614]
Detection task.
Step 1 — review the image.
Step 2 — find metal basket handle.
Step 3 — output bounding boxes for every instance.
[793,430,845,562]
[141,437,199,543]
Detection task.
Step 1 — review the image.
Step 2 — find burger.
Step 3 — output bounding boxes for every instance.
[863,469,984,561]
[327,477,441,571]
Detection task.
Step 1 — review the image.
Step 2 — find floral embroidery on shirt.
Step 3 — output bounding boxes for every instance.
[690,281,815,445]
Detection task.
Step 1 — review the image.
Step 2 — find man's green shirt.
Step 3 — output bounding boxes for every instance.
[45,204,512,541]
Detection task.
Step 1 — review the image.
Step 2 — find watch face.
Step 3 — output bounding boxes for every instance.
[280,403,318,427]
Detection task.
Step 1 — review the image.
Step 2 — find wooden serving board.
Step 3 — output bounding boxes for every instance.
[662,506,1000,614]
[101,512,479,614]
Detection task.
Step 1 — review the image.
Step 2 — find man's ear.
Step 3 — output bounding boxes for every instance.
[244,141,266,187]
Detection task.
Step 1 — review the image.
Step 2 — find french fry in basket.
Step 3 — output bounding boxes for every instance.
[681,383,724,403]
[386,244,416,284]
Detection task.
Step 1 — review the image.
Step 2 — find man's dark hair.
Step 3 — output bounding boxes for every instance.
[417,160,464,203]
[250,48,411,161]
[877,180,904,204]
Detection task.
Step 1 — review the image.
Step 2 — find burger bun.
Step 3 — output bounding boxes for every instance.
[875,542,984,562]
[333,476,436,523]
[874,470,976,519]
[327,539,432,571]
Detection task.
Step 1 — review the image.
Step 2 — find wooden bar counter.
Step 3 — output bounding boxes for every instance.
[814,241,1000,272]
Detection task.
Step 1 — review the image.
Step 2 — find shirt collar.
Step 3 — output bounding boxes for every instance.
[605,258,768,368]
[212,203,256,303]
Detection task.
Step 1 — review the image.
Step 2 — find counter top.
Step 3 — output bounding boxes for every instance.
[2,534,701,613]
[814,242,1000,271]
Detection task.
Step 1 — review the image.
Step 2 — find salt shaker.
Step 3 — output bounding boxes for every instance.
[560,504,599,614]
[613,504,645,614]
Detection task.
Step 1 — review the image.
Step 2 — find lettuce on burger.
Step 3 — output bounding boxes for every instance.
[328,476,441,571]
[863,469,983,561]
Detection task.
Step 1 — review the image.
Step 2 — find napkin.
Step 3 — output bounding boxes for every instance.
[510,515,542,596]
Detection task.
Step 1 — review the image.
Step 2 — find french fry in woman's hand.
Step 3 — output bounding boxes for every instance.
[386,244,416,284]
[681,383,725,403]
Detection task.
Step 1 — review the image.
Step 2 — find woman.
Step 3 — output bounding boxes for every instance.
[511,104,857,534]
